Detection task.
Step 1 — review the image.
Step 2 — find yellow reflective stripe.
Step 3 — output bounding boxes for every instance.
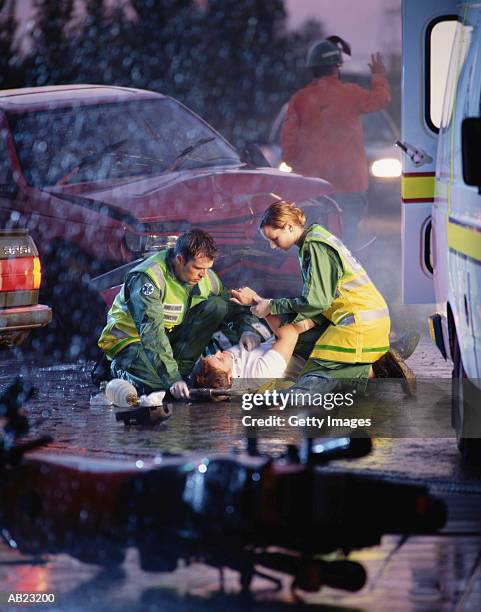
[342,273,371,291]
[309,229,364,272]
[401,174,435,201]
[109,337,138,356]
[448,220,481,263]
[109,326,131,340]
[163,304,183,312]
[337,314,355,327]
[359,308,390,322]
[149,264,166,293]
[207,269,220,294]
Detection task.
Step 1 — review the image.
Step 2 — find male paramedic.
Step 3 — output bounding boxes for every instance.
[98,229,267,399]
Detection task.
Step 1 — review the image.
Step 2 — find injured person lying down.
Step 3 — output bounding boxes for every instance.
[193,315,314,391]
[193,283,417,395]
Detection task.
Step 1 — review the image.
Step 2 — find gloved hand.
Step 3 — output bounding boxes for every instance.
[250,298,271,318]
[169,380,190,400]
[230,286,261,306]
[239,331,261,351]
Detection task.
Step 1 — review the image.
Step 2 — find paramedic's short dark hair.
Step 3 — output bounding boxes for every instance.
[174,229,219,261]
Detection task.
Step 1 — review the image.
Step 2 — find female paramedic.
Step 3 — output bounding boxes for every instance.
[230,200,415,393]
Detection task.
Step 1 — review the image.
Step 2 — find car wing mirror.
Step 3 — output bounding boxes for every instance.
[462,117,481,191]
[241,142,272,168]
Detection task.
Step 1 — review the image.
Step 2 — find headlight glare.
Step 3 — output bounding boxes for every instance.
[278,162,292,173]
[370,158,402,178]
[124,231,178,255]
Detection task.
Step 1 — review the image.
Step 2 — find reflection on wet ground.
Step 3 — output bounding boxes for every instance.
[2,356,476,489]
[1,351,481,610]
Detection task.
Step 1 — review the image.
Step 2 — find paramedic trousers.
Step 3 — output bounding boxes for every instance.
[110,296,228,394]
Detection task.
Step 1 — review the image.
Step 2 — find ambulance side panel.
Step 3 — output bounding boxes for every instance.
[437,5,481,380]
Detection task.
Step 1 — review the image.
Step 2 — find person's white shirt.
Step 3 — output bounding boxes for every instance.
[227,337,305,390]
[228,337,286,380]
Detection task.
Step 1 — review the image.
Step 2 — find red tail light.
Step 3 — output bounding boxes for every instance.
[0,256,41,292]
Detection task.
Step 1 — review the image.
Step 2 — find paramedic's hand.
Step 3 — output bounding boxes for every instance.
[369,52,386,74]
[169,380,190,400]
[292,318,316,333]
[250,298,271,318]
[230,286,261,306]
[239,331,261,351]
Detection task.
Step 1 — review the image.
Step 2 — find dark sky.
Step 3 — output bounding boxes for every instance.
[286,0,399,69]
[13,0,400,70]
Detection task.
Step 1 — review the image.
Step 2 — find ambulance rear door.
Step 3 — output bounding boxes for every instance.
[401,0,457,303]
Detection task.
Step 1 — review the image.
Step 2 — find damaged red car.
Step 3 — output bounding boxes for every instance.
[0,85,336,350]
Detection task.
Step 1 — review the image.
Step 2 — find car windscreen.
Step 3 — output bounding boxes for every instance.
[360,112,395,142]
[7,98,240,187]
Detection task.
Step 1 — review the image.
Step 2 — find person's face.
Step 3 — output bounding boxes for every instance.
[262,224,298,251]
[204,351,233,377]
[176,254,214,285]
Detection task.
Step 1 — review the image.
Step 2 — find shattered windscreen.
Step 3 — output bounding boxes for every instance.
[8,98,241,187]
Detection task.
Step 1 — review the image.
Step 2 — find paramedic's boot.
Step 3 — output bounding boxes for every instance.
[390,331,420,361]
[372,349,417,396]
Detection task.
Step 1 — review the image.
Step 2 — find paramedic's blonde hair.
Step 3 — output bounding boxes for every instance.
[260,201,306,230]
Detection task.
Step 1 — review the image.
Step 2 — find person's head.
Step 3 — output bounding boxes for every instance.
[260,200,306,251]
[307,36,350,79]
[195,351,233,389]
[172,229,219,285]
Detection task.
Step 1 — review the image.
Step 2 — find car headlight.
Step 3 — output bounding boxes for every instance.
[370,158,402,178]
[124,231,178,255]
[278,161,292,173]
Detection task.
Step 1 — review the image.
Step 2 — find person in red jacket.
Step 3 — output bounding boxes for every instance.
[281,36,391,248]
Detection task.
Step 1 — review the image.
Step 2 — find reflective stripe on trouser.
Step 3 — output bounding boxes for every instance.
[309,315,390,363]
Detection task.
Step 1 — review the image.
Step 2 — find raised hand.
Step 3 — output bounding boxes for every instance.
[368,52,386,75]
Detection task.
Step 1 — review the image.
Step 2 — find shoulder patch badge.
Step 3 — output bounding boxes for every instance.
[141,282,155,296]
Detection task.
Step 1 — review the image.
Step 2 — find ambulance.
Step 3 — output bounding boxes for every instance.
[401,0,481,461]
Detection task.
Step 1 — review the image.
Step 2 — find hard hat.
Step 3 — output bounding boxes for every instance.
[307,40,343,68]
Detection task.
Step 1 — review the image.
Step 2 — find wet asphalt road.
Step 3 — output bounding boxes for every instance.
[1,336,481,611]
[1,219,481,611]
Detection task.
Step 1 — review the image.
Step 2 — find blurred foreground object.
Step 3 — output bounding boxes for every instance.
[1,386,446,596]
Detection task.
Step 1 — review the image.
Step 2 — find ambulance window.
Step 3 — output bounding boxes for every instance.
[426,17,458,131]
[440,21,473,130]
